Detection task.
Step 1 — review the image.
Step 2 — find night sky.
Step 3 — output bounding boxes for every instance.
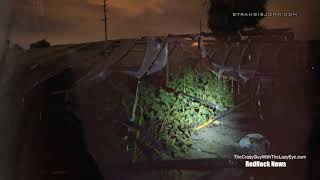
[8,0,320,47]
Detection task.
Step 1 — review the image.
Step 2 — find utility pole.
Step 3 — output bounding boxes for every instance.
[32,0,45,38]
[200,0,208,34]
[200,20,202,34]
[103,0,108,41]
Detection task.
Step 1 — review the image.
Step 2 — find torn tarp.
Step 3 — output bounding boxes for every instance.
[209,62,251,83]
[75,40,136,85]
[124,37,168,79]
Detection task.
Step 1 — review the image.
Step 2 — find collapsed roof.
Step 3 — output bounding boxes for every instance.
[15,29,317,178]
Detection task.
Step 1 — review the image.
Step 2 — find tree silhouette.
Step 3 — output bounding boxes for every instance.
[30,39,50,49]
[208,0,268,32]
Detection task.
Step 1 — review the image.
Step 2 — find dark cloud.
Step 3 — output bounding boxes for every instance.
[7,0,320,47]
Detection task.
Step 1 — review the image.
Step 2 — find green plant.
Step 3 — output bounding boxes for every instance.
[123,68,233,159]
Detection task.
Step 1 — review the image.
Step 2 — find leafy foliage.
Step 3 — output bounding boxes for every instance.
[124,69,233,158]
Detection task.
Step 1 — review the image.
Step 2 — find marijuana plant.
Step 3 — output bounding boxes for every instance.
[123,69,233,159]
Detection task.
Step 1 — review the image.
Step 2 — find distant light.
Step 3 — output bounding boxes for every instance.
[192,41,199,47]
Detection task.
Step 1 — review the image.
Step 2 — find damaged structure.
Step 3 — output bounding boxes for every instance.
[12,29,318,179]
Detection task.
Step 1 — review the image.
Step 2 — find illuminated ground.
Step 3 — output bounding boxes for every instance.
[185,107,257,159]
